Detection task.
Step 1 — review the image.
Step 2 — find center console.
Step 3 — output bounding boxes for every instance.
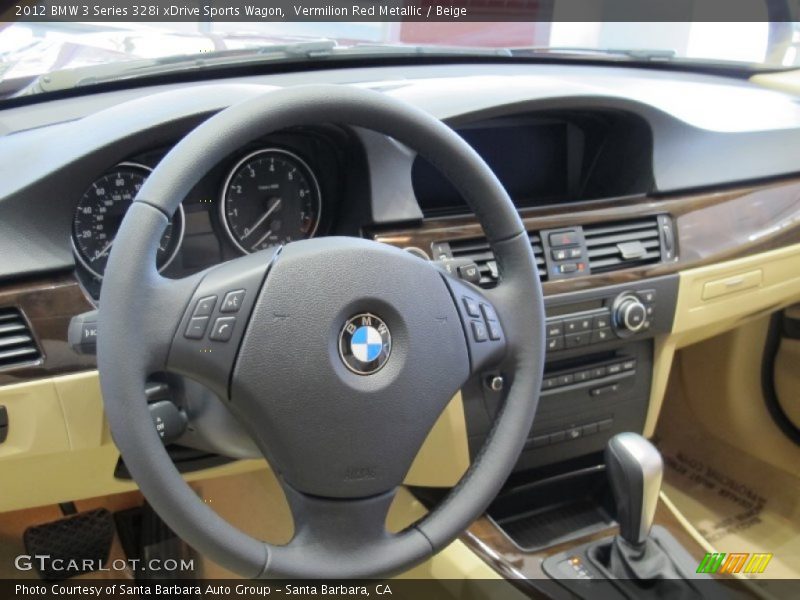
[464,274,678,471]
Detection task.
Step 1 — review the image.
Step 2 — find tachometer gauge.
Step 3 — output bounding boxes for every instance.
[220,148,322,254]
[72,163,184,279]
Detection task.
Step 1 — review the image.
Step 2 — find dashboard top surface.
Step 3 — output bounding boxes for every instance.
[3,61,800,283]
[3,62,800,134]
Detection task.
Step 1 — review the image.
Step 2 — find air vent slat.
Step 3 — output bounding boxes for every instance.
[434,232,547,288]
[589,251,662,270]
[586,239,660,258]
[0,334,33,349]
[0,346,39,361]
[452,249,495,263]
[584,229,659,247]
[582,220,659,236]
[583,217,664,274]
[0,322,26,335]
[0,308,42,370]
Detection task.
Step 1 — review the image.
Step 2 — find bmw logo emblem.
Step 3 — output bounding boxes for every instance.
[339,313,392,375]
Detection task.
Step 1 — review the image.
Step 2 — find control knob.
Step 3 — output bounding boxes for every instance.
[612,294,647,335]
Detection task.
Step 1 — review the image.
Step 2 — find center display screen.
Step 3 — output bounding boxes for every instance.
[412,122,571,216]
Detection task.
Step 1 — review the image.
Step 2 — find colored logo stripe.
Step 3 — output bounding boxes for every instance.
[697,552,772,574]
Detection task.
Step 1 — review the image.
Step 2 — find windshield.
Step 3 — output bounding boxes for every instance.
[1,20,798,96]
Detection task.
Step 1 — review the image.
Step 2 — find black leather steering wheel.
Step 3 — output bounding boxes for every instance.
[97,84,545,578]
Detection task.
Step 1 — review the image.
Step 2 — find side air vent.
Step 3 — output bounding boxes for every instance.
[434,233,547,288]
[583,217,663,273]
[0,308,42,370]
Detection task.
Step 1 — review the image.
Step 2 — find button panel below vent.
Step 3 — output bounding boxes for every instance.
[0,308,42,370]
[431,233,547,289]
[431,214,674,287]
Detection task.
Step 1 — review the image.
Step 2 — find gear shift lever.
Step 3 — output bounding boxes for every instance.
[543,433,709,595]
[605,432,663,546]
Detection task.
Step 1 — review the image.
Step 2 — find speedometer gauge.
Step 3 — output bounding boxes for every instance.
[220,148,322,254]
[72,163,184,279]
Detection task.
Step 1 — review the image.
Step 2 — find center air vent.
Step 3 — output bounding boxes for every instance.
[583,217,665,273]
[432,233,547,288]
[0,308,42,370]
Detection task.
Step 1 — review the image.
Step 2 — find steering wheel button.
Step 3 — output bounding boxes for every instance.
[471,320,488,342]
[486,320,502,341]
[192,295,217,317]
[209,317,236,342]
[220,289,246,313]
[480,302,498,322]
[184,316,209,340]
[462,296,481,317]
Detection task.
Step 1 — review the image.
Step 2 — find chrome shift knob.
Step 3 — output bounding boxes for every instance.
[605,432,663,546]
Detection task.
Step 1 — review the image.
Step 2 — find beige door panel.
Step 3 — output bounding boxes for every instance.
[644,243,800,437]
[675,317,800,477]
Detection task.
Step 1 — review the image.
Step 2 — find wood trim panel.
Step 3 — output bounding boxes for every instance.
[0,273,95,385]
[373,178,800,296]
[1,178,799,385]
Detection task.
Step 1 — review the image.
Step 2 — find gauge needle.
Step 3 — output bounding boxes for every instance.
[96,239,114,259]
[251,226,274,251]
[241,197,282,240]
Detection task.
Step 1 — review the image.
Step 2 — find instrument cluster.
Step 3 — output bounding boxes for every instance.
[71,133,337,298]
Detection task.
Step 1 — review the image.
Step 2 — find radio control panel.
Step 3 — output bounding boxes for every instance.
[464,274,679,472]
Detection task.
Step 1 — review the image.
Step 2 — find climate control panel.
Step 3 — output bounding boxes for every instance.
[544,281,671,355]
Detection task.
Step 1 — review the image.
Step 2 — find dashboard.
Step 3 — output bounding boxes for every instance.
[2,62,800,509]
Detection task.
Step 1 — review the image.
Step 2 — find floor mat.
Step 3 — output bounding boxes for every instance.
[656,375,800,584]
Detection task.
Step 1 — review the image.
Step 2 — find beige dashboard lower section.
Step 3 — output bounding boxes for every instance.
[644,242,800,436]
[0,371,267,513]
[0,370,469,513]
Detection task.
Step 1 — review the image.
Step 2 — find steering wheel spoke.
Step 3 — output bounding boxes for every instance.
[266,484,432,578]
[163,247,280,399]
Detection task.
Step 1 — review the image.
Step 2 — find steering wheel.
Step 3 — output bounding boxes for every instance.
[97,84,545,578]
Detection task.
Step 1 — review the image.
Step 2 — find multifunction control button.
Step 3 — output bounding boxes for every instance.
[462,296,481,318]
[220,289,246,313]
[209,317,236,342]
[185,317,210,340]
[461,295,503,345]
[471,320,488,342]
[193,296,217,317]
